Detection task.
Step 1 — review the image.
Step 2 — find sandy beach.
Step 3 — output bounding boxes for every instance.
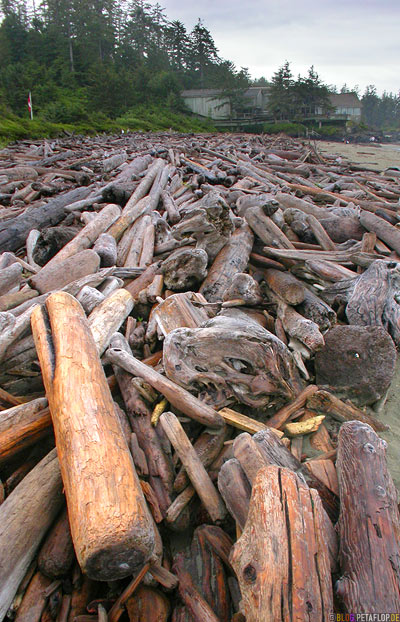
[315,140,400,172]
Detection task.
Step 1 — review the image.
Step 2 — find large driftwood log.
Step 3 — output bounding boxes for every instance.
[217,458,251,530]
[31,292,155,581]
[0,448,63,622]
[230,466,333,622]
[163,315,302,410]
[200,224,254,302]
[29,249,100,294]
[39,203,120,270]
[315,325,396,406]
[0,186,92,252]
[335,421,400,612]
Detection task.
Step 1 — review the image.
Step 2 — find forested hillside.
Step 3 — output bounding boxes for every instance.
[0,0,249,123]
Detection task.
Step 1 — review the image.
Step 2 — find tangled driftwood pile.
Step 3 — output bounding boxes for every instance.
[0,132,399,621]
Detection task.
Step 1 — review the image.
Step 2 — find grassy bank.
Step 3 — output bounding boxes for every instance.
[0,105,216,147]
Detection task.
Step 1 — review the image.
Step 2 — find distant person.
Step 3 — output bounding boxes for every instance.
[370,136,376,142]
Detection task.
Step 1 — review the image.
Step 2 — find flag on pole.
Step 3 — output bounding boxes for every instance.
[27,92,33,120]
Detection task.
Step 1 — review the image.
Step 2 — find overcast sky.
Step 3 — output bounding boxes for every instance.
[160,0,399,96]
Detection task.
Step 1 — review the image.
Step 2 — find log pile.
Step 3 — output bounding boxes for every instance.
[0,131,400,621]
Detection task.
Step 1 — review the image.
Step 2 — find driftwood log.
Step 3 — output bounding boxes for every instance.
[230,466,333,621]
[335,421,400,612]
[31,292,155,580]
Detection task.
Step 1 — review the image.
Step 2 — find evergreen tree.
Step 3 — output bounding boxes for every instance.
[267,61,294,120]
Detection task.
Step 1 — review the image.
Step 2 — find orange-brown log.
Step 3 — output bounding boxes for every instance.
[31,292,155,581]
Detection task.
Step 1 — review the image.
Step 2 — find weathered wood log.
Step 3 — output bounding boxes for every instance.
[76,286,105,314]
[245,205,295,249]
[102,151,127,173]
[93,233,117,267]
[306,213,336,251]
[230,466,333,622]
[37,507,75,578]
[106,341,224,428]
[29,249,100,294]
[0,286,38,312]
[108,159,165,241]
[0,448,63,622]
[0,186,92,252]
[335,421,400,612]
[0,397,50,464]
[315,325,396,406]
[125,586,170,622]
[161,189,180,224]
[121,215,151,267]
[263,268,305,304]
[161,248,208,291]
[276,299,325,352]
[0,305,36,364]
[173,554,221,622]
[41,203,121,270]
[360,210,400,254]
[160,412,226,523]
[217,458,251,530]
[14,571,52,622]
[87,288,134,355]
[0,263,22,297]
[200,224,253,302]
[222,272,262,305]
[125,261,162,300]
[67,572,96,622]
[163,315,302,410]
[245,429,339,521]
[108,332,182,525]
[174,425,229,493]
[307,389,388,432]
[31,292,155,580]
[138,223,155,267]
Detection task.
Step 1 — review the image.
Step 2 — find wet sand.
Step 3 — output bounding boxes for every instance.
[316,140,400,172]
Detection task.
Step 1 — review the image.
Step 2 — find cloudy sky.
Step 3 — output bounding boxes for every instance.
[160,0,399,96]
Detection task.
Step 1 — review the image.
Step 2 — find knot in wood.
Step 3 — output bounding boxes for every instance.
[363,442,376,454]
[243,563,257,584]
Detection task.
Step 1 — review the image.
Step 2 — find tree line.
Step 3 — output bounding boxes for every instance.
[0,0,250,122]
[0,2,399,131]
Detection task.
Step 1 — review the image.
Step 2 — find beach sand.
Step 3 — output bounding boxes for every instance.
[315,140,400,172]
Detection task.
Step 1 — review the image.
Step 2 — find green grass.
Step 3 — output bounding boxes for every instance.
[0,105,216,146]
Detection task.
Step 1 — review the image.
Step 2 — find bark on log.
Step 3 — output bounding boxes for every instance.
[0,448,63,622]
[335,421,400,612]
[245,206,295,249]
[31,292,155,580]
[230,466,333,622]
